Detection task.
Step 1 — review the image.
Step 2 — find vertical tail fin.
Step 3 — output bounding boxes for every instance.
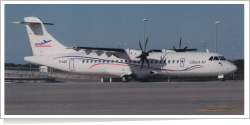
[14,17,74,56]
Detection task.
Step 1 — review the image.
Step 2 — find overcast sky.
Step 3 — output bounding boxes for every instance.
[3,2,245,64]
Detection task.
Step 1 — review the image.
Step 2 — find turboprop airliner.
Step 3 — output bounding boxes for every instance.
[12,17,237,82]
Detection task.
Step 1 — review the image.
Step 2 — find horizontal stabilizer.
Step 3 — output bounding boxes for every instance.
[12,22,54,25]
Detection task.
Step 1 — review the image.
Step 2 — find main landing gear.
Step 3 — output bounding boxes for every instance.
[220,78,225,82]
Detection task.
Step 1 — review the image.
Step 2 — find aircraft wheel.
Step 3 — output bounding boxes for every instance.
[122,76,130,82]
[220,78,225,82]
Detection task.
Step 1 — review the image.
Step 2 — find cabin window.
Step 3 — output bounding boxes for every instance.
[177,60,179,64]
[106,60,109,63]
[155,60,157,64]
[159,61,162,64]
[181,60,184,63]
[121,60,123,63]
[168,60,170,63]
[213,56,219,61]
[172,60,175,64]
[134,61,136,63]
[209,56,213,61]
[94,60,97,63]
[164,60,166,63]
[151,60,153,63]
[86,60,89,63]
[125,60,127,63]
[116,60,118,63]
[82,60,85,63]
[138,61,140,63]
[129,60,131,63]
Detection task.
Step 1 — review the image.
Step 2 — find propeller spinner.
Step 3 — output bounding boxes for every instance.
[136,37,150,70]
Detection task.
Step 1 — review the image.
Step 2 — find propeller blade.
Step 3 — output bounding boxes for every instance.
[140,58,145,70]
[173,45,176,50]
[145,57,149,67]
[144,37,149,52]
[136,55,141,58]
[139,40,143,51]
[179,37,182,49]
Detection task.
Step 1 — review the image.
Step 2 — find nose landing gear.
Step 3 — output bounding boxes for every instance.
[218,74,225,82]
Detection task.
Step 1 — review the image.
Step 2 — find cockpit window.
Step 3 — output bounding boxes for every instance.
[213,56,219,61]
[209,56,213,61]
[219,56,226,60]
[209,56,226,61]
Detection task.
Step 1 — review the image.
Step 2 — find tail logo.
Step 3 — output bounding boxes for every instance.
[35,40,52,47]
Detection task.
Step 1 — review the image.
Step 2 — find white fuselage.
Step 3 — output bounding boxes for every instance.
[24,50,237,79]
[14,17,237,80]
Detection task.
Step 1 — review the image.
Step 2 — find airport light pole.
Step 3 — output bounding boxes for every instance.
[118,43,121,48]
[30,46,31,71]
[124,43,129,49]
[233,47,236,79]
[215,21,220,53]
[143,19,147,46]
[201,41,206,52]
[188,42,191,48]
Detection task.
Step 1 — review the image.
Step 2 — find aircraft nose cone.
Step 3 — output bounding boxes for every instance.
[228,63,238,73]
[232,64,238,73]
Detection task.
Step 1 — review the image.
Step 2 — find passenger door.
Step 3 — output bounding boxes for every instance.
[180,58,185,67]
[69,60,75,71]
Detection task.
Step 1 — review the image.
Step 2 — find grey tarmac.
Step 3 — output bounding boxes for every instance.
[5,80,244,115]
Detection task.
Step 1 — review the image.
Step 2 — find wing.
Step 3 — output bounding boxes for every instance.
[169,48,197,52]
[66,46,125,57]
[70,47,124,52]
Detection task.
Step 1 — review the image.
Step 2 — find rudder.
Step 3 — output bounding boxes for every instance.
[15,17,74,56]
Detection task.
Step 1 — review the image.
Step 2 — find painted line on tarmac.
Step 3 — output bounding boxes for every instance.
[208,105,244,107]
[5,104,72,108]
[197,108,244,111]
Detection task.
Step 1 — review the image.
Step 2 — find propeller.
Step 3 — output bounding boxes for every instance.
[136,37,150,70]
[172,37,197,52]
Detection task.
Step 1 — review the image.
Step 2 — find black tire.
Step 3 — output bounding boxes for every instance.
[122,76,130,82]
[220,78,225,82]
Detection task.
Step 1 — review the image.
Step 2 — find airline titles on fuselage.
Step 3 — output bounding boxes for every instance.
[189,60,207,64]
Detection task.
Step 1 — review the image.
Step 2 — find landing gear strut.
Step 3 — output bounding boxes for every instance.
[218,75,225,82]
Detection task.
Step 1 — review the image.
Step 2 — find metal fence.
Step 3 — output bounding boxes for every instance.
[5,66,244,81]
[5,67,52,78]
